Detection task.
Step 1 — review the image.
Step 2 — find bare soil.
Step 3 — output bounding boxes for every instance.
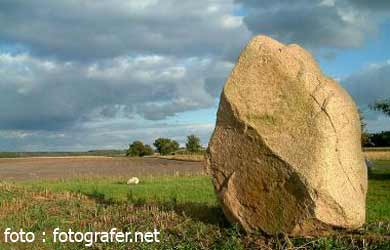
[0,157,204,181]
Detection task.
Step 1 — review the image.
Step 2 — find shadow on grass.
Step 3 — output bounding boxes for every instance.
[368,166,390,180]
[369,172,390,180]
[83,189,229,227]
[83,190,116,205]
[169,202,229,226]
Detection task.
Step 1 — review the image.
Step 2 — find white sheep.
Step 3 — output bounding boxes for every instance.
[127,177,140,185]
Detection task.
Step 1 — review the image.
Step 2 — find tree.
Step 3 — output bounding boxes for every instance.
[370,131,390,147]
[127,141,154,157]
[371,99,390,116]
[142,144,154,156]
[185,134,202,153]
[153,138,179,155]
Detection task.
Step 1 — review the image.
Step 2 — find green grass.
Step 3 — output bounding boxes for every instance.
[0,161,389,249]
[367,160,390,224]
[22,176,217,205]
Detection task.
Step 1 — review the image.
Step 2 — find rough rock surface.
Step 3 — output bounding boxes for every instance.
[206,36,367,236]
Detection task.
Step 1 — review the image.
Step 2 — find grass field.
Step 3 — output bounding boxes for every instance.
[0,161,389,249]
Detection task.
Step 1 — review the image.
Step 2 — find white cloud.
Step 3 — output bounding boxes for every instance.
[0,53,230,130]
[320,0,336,7]
[221,15,243,29]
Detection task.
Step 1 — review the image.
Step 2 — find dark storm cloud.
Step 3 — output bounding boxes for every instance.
[350,0,390,11]
[235,0,387,49]
[0,0,250,61]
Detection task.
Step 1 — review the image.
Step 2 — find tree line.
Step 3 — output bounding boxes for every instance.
[361,99,390,147]
[126,134,203,157]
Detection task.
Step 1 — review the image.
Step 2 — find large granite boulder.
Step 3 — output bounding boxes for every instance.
[206,36,367,236]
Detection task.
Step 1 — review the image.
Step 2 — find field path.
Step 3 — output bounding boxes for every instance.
[0,157,204,181]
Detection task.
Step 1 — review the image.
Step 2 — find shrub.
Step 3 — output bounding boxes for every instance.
[153,138,179,155]
[126,141,154,157]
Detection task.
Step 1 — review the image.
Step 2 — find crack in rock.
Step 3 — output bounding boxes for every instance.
[309,92,358,193]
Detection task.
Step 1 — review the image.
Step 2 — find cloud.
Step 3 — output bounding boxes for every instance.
[0,0,251,150]
[235,0,386,49]
[349,0,390,11]
[0,53,226,130]
[0,0,388,150]
[342,60,390,131]
[0,119,214,151]
[343,61,390,108]
[0,0,250,61]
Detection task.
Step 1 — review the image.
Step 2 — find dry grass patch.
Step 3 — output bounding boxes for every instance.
[365,150,390,160]
[155,154,205,162]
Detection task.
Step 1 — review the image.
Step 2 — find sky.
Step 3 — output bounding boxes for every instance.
[0,0,389,151]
